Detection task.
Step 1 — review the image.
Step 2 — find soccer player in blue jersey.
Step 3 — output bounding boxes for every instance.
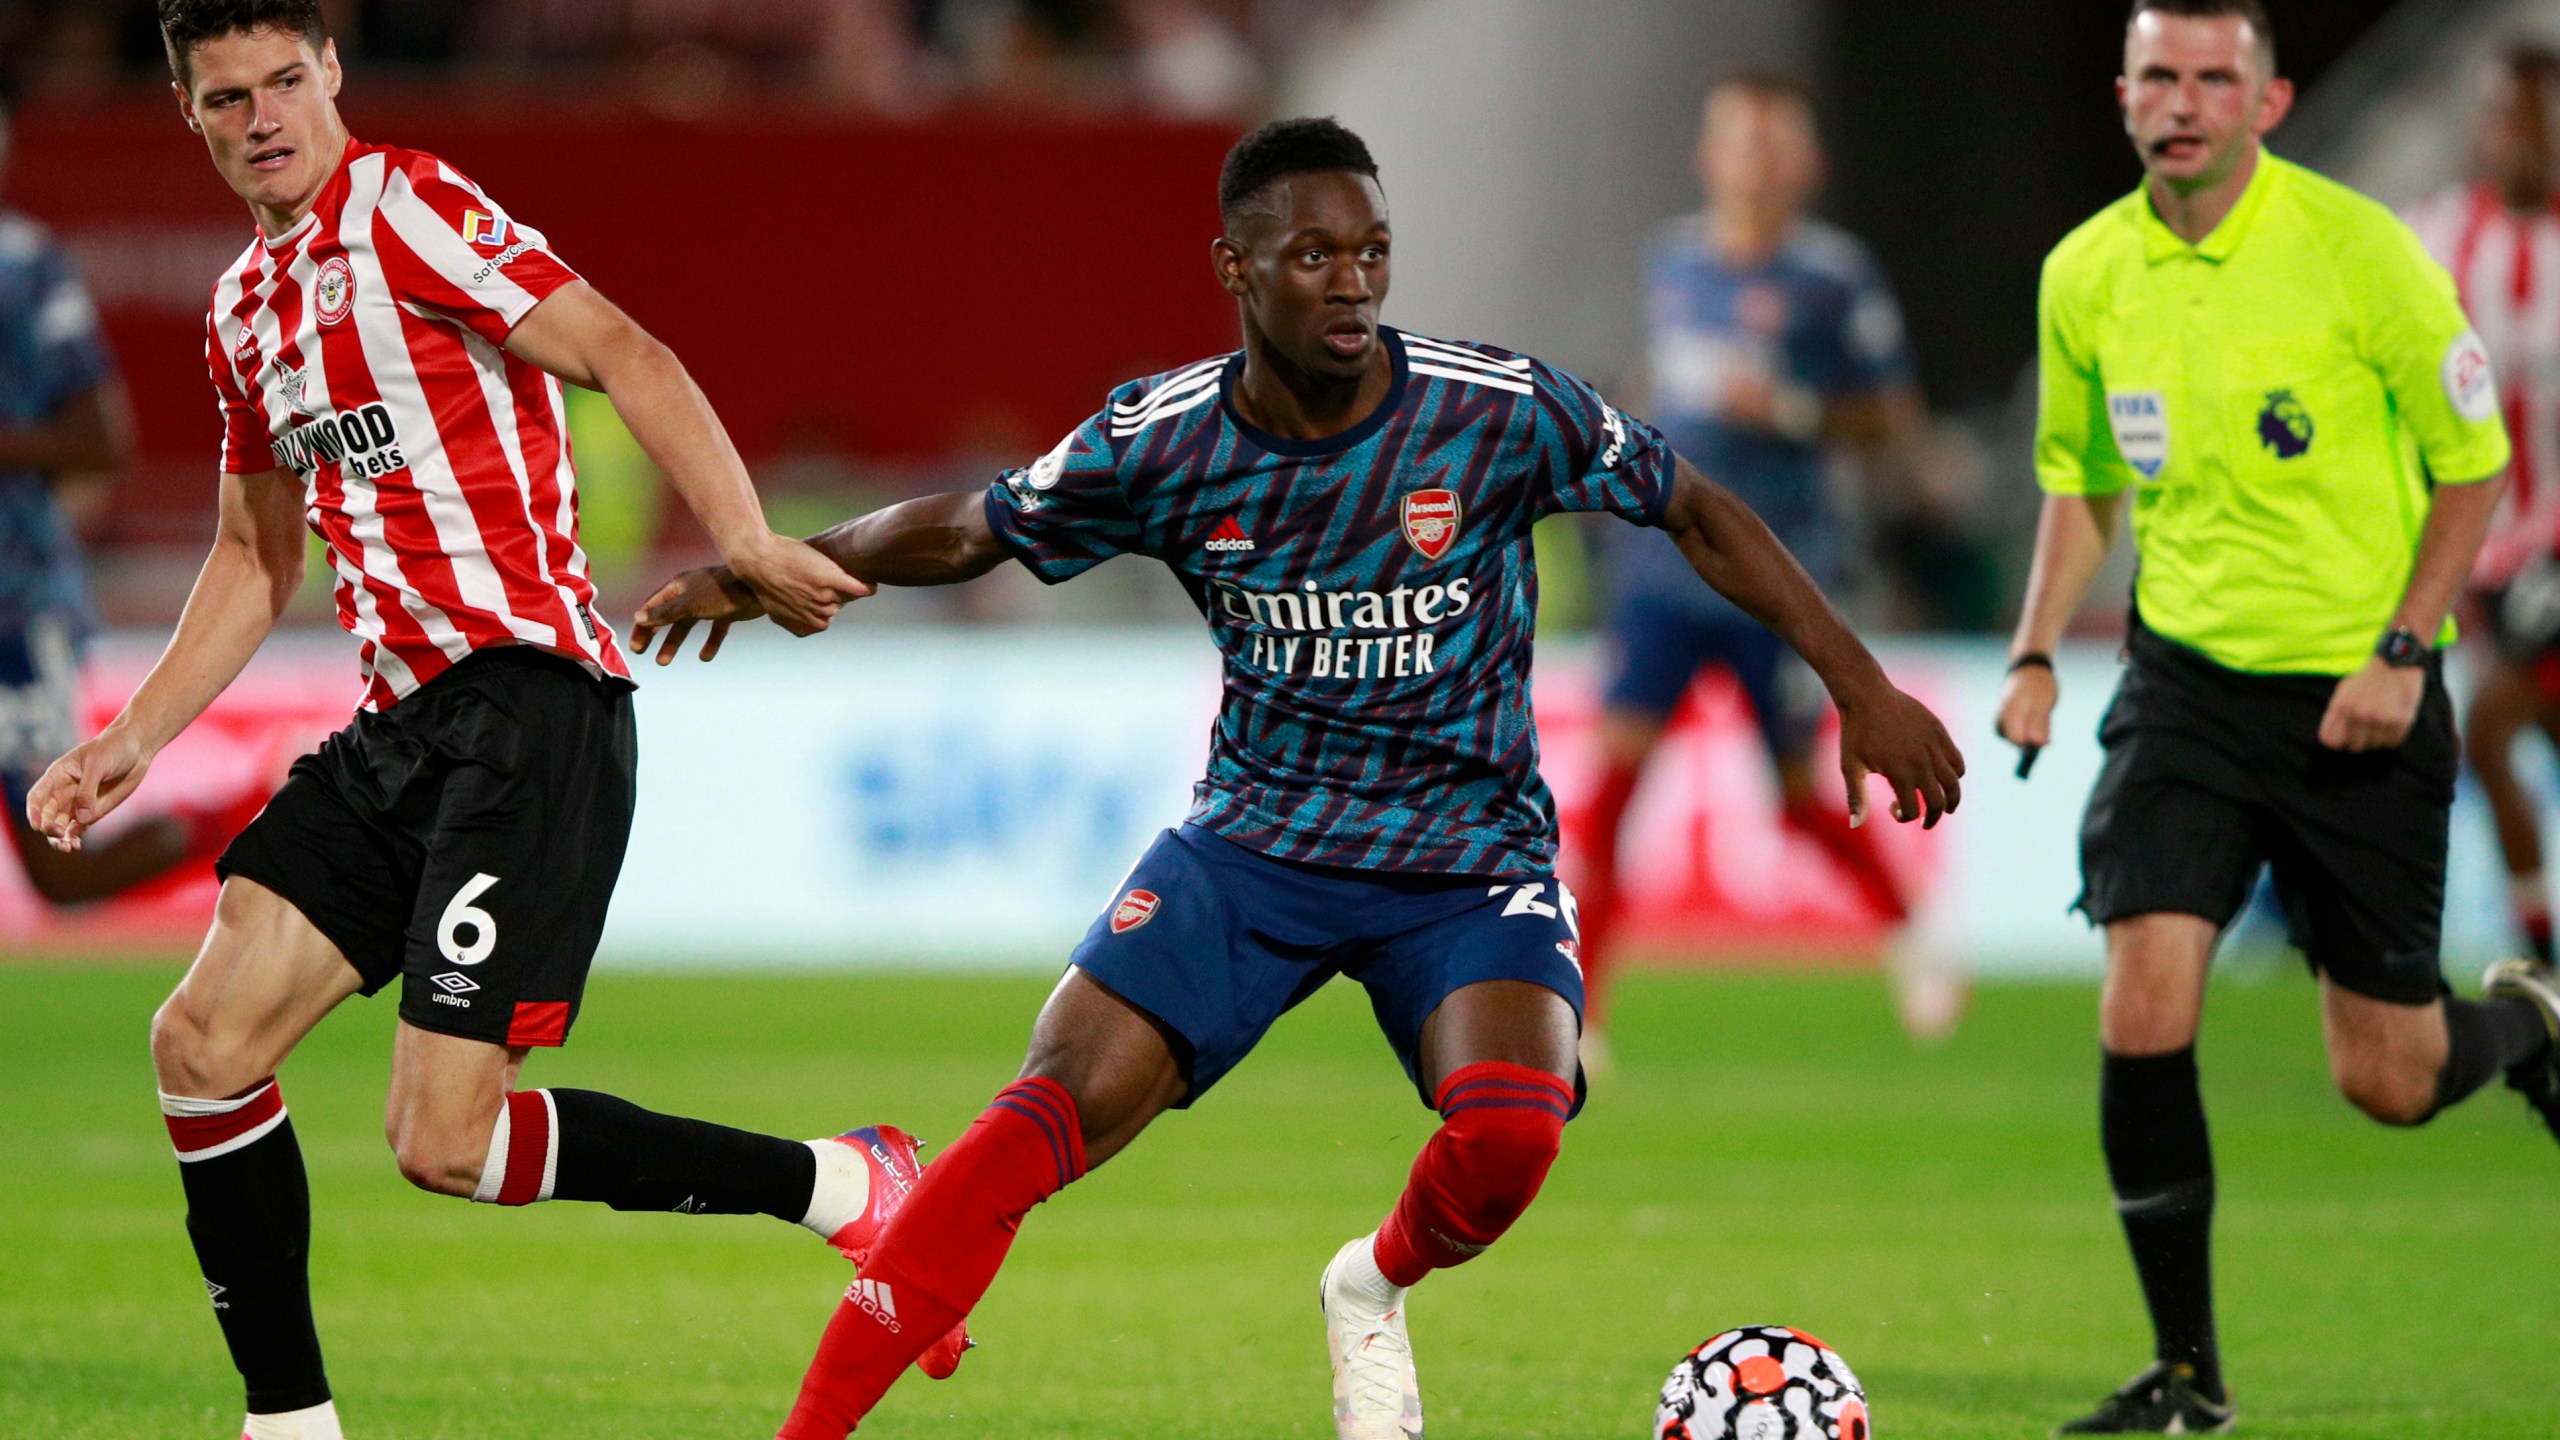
[631,117,1963,1440]
[1577,73,1962,1050]
[0,98,270,905]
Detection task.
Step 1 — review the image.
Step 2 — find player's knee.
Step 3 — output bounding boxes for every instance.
[385,1102,494,1197]
[2330,1054,2437,1127]
[1439,1103,1565,1225]
[149,998,244,1098]
[388,1126,485,1197]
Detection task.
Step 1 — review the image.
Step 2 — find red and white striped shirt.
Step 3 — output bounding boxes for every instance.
[204,135,630,713]
[2409,183,2560,585]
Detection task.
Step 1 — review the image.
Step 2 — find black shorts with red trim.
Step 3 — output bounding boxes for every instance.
[217,646,636,1048]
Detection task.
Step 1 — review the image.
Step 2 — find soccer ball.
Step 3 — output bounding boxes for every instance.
[1654,1325,1870,1440]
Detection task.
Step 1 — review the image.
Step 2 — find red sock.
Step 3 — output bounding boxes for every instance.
[778,1078,1085,1438]
[1783,798,1909,924]
[1371,1062,1571,1287]
[1577,757,1644,1027]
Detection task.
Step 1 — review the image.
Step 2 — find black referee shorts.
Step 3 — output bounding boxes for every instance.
[2077,622,2455,1006]
[217,646,637,1047]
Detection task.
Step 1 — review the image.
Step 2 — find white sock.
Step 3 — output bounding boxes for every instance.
[1341,1232,1405,1306]
[243,1399,343,1440]
[798,1137,873,1238]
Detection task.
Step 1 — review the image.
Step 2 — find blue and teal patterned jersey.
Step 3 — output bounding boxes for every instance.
[0,207,114,639]
[986,326,1678,876]
[1614,215,1910,617]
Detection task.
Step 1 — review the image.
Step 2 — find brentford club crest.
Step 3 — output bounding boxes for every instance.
[314,256,356,326]
[1110,889,1160,934]
[1400,489,1462,561]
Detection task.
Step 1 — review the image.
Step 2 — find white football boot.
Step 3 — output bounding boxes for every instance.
[1320,1234,1424,1440]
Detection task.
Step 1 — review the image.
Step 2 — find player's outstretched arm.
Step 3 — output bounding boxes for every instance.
[25,467,303,851]
[1658,456,1964,826]
[629,489,1009,664]
[1993,492,2122,775]
[502,282,866,637]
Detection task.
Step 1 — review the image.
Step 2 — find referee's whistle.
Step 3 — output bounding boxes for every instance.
[2015,744,2042,780]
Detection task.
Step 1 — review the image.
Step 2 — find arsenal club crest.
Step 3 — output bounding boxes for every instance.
[1400,489,1462,561]
[1110,889,1160,934]
[314,256,356,327]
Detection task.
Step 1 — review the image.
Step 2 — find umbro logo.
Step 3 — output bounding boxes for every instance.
[431,972,480,995]
[204,1280,229,1310]
[1205,516,1256,553]
[848,1277,903,1333]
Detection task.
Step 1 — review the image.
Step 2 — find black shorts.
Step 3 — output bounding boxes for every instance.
[217,647,637,1047]
[2077,622,2455,1006]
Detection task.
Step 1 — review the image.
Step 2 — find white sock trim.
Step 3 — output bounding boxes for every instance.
[470,1095,512,1204]
[1344,1231,1404,1304]
[161,1082,287,1163]
[158,1082,273,1118]
[800,1137,873,1237]
[243,1398,342,1440]
[469,1091,560,1205]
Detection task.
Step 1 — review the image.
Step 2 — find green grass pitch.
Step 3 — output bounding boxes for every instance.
[1,962,2553,1438]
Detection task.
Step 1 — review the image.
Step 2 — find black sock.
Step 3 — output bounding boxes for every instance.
[2434,995,2552,1114]
[165,1084,330,1415]
[2100,1048,2222,1402]
[545,1089,817,1219]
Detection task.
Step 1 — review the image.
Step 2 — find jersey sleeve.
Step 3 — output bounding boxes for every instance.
[1530,361,1677,525]
[983,405,1145,584]
[372,155,582,347]
[2348,217,2511,485]
[2032,248,2130,497]
[204,308,274,475]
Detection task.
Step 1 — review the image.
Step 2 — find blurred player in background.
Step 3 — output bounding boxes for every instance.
[1576,73,1963,1053]
[0,96,270,905]
[2406,45,2560,967]
[24,8,944,1439]
[2001,2,2560,1430]
[635,116,1962,1440]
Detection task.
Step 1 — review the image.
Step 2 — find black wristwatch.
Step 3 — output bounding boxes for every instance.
[2376,627,2429,668]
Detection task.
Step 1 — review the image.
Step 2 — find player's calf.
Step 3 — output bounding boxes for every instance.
[1371,1061,1572,1284]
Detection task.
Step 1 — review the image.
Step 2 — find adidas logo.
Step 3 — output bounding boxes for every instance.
[1205,516,1256,553]
[848,1277,903,1333]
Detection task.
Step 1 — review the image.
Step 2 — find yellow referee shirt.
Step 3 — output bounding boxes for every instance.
[2035,151,2510,676]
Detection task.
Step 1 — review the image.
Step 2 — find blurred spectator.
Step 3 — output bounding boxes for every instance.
[1123,0,1260,119]
[7,0,1362,118]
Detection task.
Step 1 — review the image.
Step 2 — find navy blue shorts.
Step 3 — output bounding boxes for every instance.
[1068,824,1587,1111]
[1601,593,1821,757]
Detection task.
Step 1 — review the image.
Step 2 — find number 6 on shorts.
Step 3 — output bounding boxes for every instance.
[437,872,501,965]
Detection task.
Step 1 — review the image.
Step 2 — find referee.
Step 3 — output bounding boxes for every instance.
[1999,2,2560,1433]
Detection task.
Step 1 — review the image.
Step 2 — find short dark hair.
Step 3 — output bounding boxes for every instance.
[159,0,328,85]
[1218,117,1379,227]
[2127,0,2277,72]
[1713,69,1817,111]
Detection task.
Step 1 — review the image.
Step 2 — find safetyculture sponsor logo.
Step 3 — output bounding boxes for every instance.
[314,255,355,326]
[2444,328,2499,422]
[1110,889,1160,934]
[468,241,533,286]
[462,208,511,247]
[2106,390,2168,479]
[1401,488,1462,560]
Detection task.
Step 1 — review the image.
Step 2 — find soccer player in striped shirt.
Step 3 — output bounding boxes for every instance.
[24,6,956,1437]
[633,117,1964,1439]
[2406,45,2560,967]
